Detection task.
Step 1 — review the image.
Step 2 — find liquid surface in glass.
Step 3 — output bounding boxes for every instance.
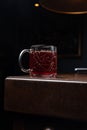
[29,50,57,77]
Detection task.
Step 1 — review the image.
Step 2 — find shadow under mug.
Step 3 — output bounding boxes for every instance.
[18,45,57,78]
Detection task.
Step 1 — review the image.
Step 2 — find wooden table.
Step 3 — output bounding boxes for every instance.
[4,74,87,129]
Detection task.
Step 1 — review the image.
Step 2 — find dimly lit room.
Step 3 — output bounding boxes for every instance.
[1,0,87,129]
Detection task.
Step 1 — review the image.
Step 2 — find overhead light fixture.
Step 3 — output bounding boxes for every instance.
[39,0,87,14]
[34,3,40,7]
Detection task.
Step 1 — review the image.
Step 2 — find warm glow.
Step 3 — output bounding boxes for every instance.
[34,3,40,7]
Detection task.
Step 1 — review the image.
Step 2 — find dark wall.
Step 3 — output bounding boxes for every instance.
[0,1,87,129]
[0,0,87,76]
[59,14,87,73]
[0,0,87,97]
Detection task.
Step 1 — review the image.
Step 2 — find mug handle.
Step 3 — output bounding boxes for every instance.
[18,49,31,73]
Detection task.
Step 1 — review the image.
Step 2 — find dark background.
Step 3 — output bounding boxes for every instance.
[0,0,87,75]
[0,0,87,129]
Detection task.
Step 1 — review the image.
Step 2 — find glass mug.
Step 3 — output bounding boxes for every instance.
[18,45,57,78]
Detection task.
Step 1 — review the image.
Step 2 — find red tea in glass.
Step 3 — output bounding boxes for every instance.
[19,45,57,78]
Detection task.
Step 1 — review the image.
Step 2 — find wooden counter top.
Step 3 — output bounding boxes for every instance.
[5,74,87,83]
[4,74,87,121]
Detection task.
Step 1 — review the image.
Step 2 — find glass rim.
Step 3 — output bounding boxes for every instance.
[31,44,57,48]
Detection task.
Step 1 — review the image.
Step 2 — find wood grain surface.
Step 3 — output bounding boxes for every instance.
[4,74,87,121]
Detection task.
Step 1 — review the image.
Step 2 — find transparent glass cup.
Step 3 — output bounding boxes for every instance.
[18,45,57,78]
